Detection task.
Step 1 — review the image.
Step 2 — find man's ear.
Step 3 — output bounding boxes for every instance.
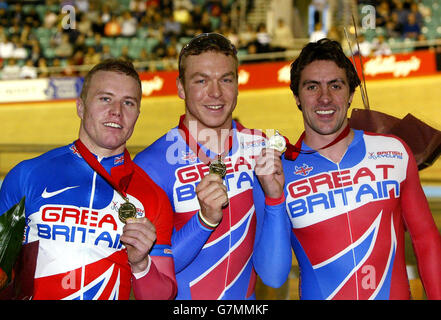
[176,77,185,100]
[294,95,302,111]
[348,92,355,109]
[76,98,85,119]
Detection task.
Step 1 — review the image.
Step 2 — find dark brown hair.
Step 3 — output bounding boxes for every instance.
[290,38,361,103]
[178,33,238,81]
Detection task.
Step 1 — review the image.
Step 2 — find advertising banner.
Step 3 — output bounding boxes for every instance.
[0,50,438,103]
[47,77,83,99]
[0,79,49,103]
[353,50,437,80]
[138,50,438,98]
[0,77,83,103]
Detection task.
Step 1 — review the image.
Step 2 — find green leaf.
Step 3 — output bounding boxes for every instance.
[0,197,26,281]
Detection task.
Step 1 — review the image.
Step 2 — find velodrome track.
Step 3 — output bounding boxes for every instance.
[1,73,441,299]
[1,73,441,183]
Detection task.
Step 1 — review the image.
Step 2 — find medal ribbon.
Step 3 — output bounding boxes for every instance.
[284,123,351,161]
[74,139,134,201]
[178,114,233,166]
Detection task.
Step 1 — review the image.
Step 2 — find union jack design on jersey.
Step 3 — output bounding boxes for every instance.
[0,143,173,300]
[134,120,290,299]
[294,163,313,176]
[283,129,441,299]
[175,189,257,299]
[180,151,198,163]
[33,251,131,300]
[114,155,124,165]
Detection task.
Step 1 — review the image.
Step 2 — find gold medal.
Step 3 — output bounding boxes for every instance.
[209,155,227,178]
[118,201,137,223]
[268,130,286,152]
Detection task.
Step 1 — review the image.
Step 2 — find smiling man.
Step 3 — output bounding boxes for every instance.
[0,59,176,300]
[282,38,441,300]
[134,33,291,300]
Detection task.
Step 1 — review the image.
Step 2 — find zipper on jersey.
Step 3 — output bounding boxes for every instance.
[336,161,359,300]
[79,161,100,300]
[320,145,359,300]
[222,201,232,299]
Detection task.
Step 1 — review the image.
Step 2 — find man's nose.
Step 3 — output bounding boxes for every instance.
[109,100,122,116]
[317,87,332,105]
[208,80,222,98]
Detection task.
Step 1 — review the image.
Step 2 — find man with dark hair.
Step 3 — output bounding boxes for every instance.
[134,33,292,299]
[289,38,361,109]
[0,59,177,300]
[282,38,441,299]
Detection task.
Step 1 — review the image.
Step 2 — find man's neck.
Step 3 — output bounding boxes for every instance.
[304,126,354,163]
[184,118,233,154]
[78,136,125,159]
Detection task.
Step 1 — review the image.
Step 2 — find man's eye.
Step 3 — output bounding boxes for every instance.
[124,100,135,107]
[100,96,111,102]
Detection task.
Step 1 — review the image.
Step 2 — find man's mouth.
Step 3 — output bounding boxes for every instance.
[316,110,335,115]
[205,105,223,110]
[104,122,122,129]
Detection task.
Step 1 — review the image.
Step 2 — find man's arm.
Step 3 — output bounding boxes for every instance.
[401,144,441,299]
[172,173,227,273]
[171,213,213,273]
[121,177,178,300]
[253,192,292,288]
[133,147,218,276]
[252,148,292,288]
[132,255,177,300]
[121,217,177,299]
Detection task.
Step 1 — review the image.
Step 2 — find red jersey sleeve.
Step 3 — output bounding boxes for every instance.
[130,165,177,299]
[132,165,173,247]
[400,141,441,299]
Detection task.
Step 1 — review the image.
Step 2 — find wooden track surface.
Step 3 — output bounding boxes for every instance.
[1,74,440,182]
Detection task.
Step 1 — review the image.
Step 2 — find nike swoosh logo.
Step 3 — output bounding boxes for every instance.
[41,186,80,198]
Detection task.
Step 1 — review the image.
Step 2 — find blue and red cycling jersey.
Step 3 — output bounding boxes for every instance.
[0,142,174,300]
[134,119,291,300]
[282,129,441,299]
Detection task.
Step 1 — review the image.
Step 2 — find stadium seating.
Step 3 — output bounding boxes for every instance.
[0,1,438,77]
